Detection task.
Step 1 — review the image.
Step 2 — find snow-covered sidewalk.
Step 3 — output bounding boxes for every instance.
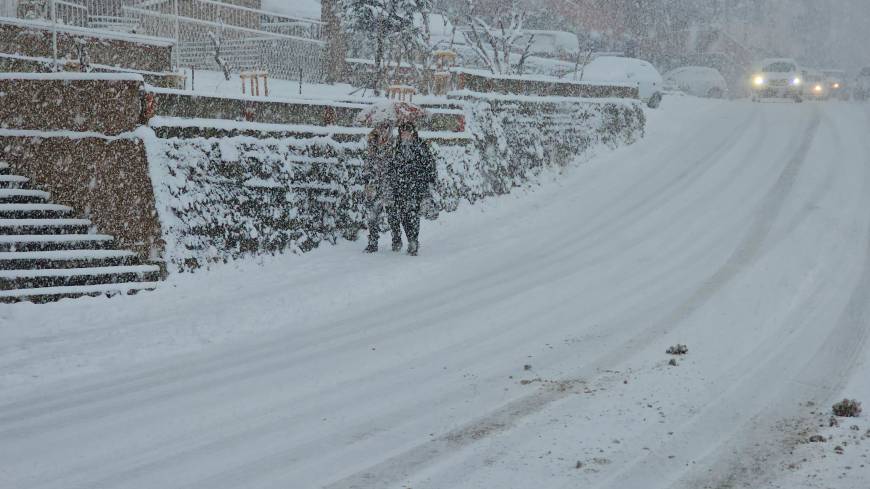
[1,98,868,489]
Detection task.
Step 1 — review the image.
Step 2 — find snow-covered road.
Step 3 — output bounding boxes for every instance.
[2,99,869,488]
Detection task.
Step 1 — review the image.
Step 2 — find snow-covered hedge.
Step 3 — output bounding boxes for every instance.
[145,95,644,270]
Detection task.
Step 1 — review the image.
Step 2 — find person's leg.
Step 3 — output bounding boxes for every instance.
[386,199,403,251]
[403,198,422,255]
[364,199,383,252]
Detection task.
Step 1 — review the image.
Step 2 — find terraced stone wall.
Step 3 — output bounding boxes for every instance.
[144,94,644,271]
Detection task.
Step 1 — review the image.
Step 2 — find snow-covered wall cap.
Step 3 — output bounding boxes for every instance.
[145,85,369,110]
[448,89,640,106]
[0,17,175,47]
[452,67,634,88]
[149,116,373,135]
[0,72,145,82]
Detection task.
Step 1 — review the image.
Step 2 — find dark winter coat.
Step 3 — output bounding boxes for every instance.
[361,130,396,204]
[388,136,437,203]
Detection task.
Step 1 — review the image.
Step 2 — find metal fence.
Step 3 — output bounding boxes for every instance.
[1,0,325,82]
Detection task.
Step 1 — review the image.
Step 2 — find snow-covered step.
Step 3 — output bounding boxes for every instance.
[0,264,159,279]
[0,281,159,302]
[0,234,114,252]
[0,189,50,203]
[0,204,72,212]
[0,170,162,302]
[0,175,29,188]
[0,218,91,235]
[0,264,161,291]
[0,249,134,261]
[0,249,137,270]
[0,203,74,219]
[0,218,90,227]
[0,234,112,244]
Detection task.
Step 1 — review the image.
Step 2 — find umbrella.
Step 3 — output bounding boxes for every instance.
[355,100,429,127]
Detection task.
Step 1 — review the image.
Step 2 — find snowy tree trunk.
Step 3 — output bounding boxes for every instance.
[373,16,385,96]
[321,0,347,84]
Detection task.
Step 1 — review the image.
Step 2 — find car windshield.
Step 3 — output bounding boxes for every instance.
[764,62,796,73]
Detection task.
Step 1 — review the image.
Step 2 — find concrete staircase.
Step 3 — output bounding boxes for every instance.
[0,162,160,303]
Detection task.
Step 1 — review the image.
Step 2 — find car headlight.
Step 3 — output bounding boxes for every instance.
[814,84,823,92]
[753,75,765,86]
[792,77,802,86]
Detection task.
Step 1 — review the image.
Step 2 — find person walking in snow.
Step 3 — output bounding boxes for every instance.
[362,122,398,253]
[386,121,437,256]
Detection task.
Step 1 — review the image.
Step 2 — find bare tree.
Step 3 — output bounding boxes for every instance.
[462,0,535,75]
[208,21,231,81]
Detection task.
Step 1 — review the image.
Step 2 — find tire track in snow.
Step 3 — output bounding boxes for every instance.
[667,104,870,489]
[320,109,823,489]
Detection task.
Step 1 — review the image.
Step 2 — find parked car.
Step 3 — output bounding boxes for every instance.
[663,66,728,98]
[751,58,804,102]
[822,69,849,100]
[565,56,664,108]
[854,67,870,101]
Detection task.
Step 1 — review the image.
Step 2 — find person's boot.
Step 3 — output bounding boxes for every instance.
[391,236,403,252]
[407,240,419,256]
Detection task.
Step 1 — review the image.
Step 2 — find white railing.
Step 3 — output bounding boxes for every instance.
[123,1,325,82]
[2,0,325,82]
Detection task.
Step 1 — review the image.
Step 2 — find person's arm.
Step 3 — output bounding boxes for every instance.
[420,140,437,184]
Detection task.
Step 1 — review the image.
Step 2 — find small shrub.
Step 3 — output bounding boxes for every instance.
[668,358,678,366]
[832,399,862,417]
[808,435,826,443]
[666,344,688,355]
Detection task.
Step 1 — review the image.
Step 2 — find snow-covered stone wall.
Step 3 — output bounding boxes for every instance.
[144,95,644,271]
[0,20,173,74]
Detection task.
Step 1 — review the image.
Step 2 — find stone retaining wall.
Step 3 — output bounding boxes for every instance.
[0,133,163,261]
[0,74,143,135]
[148,89,465,132]
[0,21,172,73]
[145,94,644,271]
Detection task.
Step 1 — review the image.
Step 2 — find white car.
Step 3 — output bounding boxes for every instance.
[802,69,828,100]
[564,56,664,108]
[751,58,804,102]
[663,66,728,98]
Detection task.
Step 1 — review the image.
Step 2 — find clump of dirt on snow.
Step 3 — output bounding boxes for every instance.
[832,399,862,418]
[666,344,688,355]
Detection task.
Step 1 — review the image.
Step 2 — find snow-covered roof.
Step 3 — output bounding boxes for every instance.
[572,56,662,84]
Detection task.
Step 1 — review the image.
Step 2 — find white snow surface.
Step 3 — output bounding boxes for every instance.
[2,98,869,489]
